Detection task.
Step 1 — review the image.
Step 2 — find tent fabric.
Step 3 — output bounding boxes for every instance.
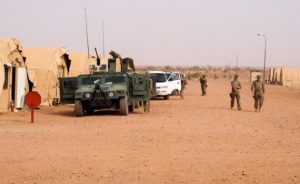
[280,67,300,87]
[0,38,27,112]
[68,52,90,77]
[0,39,25,95]
[250,71,262,82]
[23,48,70,105]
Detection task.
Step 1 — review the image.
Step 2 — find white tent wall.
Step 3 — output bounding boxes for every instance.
[23,48,70,106]
[0,38,28,112]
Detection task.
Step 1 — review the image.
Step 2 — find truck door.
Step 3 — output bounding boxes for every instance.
[167,72,181,95]
[59,77,78,104]
[130,74,150,102]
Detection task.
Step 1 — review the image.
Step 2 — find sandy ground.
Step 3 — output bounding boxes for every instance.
[0,79,300,184]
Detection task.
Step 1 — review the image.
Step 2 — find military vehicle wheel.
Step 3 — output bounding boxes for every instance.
[75,100,84,117]
[120,95,129,115]
[164,95,169,100]
[129,104,134,112]
[87,107,94,114]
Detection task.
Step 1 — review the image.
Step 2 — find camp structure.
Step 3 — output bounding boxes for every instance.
[68,52,90,77]
[22,48,71,106]
[0,38,28,112]
[279,67,300,87]
[274,68,282,84]
[269,68,274,83]
[250,71,262,82]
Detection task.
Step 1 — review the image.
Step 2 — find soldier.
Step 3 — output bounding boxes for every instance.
[230,74,242,110]
[199,75,207,96]
[144,77,153,113]
[251,75,265,112]
[180,74,187,99]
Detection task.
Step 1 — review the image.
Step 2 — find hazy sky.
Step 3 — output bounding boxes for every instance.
[1,0,299,67]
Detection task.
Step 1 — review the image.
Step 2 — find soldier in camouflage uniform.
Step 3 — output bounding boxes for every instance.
[144,78,153,113]
[199,75,207,96]
[180,74,187,99]
[251,75,265,112]
[230,74,242,110]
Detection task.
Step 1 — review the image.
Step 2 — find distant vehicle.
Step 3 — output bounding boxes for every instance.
[167,72,182,96]
[149,71,182,99]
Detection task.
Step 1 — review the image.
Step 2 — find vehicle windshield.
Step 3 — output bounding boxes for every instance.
[165,73,171,79]
[151,73,167,83]
[104,76,125,84]
[81,77,99,85]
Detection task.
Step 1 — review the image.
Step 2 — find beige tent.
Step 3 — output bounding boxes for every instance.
[68,52,90,77]
[22,48,71,105]
[250,71,262,82]
[0,38,28,112]
[274,68,282,84]
[280,67,300,87]
[269,68,274,82]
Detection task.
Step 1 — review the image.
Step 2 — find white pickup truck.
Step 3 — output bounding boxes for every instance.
[149,71,181,100]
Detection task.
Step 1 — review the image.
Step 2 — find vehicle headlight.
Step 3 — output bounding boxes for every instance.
[108,92,114,97]
[85,93,91,98]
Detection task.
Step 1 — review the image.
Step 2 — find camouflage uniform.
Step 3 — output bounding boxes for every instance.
[230,75,242,110]
[180,75,187,99]
[251,76,265,111]
[200,75,207,96]
[144,78,153,113]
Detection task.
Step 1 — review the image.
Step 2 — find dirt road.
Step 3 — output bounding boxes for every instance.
[0,79,299,184]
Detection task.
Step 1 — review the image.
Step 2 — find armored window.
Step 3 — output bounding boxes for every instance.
[81,77,100,85]
[105,76,125,84]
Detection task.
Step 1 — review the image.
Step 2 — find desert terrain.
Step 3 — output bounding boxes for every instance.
[0,79,299,184]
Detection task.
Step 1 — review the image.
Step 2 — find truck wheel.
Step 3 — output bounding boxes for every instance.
[164,95,169,100]
[120,95,129,115]
[75,100,84,117]
[87,107,94,114]
[171,89,179,96]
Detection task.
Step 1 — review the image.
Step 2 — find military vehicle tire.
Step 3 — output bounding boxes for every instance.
[87,107,94,114]
[75,100,84,117]
[164,95,169,100]
[120,95,129,115]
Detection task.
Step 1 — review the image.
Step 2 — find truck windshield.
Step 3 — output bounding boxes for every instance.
[81,75,125,85]
[81,77,99,85]
[105,76,125,84]
[151,73,166,83]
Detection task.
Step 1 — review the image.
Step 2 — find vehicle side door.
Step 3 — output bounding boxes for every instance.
[59,77,78,104]
[130,73,150,102]
[167,72,181,95]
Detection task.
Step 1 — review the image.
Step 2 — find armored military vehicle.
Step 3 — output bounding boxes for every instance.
[59,49,151,116]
